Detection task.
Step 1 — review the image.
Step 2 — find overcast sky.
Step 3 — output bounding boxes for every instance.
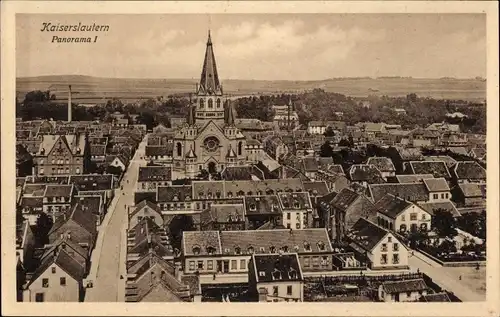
[16,14,486,80]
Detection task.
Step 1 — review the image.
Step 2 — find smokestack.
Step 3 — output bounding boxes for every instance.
[68,85,72,122]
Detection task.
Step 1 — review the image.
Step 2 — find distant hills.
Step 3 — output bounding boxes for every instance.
[17,75,486,103]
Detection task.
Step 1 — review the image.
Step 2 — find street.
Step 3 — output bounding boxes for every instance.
[84,134,148,302]
[409,251,485,302]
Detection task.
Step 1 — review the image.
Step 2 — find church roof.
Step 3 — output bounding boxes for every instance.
[198,31,222,96]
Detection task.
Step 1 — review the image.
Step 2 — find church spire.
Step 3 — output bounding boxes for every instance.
[226,100,235,126]
[198,31,222,96]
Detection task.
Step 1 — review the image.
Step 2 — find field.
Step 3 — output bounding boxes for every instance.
[446,266,486,296]
[17,75,486,104]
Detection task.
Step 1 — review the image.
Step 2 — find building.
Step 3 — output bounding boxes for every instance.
[248,253,304,302]
[42,184,74,221]
[348,218,409,270]
[366,157,396,180]
[137,166,172,192]
[378,279,428,302]
[33,134,90,176]
[272,101,299,131]
[128,200,164,229]
[348,164,385,187]
[450,161,487,184]
[278,192,313,230]
[200,203,246,231]
[171,32,248,178]
[375,194,432,233]
[452,183,487,207]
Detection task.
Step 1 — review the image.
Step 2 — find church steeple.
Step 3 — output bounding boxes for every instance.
[198,30,222,96]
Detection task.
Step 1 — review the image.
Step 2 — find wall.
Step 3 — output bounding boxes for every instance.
[25,264,80,302]
[184,255,249,275]
[395,205,432,233]
[379,288,427,302]
[428,191,451,203]
[259,281,303,302]
[370,233,408,270]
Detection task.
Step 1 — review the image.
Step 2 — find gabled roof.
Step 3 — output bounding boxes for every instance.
[349,164,385,183]
[366,157,396,172]
[253,253,303,283]
[381,279,428,294]
[423,178,450,192]
[418,201,461,217]
[330,188,360,211]
[348,218,390,252]
[130,200,162,219]
[277,192,313,210]
[221,166,264,181]
[373,194,414,219]
[302,157,319,172]
[369,183,428,203]
[452,161,486,180]
[138,166,172,182]
[409,161,451,179]
[157,185,193,203]
[201,204,245,224]
[90,144,106,156]
[182,231,222,256]
[69,174,114,191]
[303,181,329,197]
[458,183,487,198]
[396,174,434,184]
[244,195,282,215]
[43,184,74,198]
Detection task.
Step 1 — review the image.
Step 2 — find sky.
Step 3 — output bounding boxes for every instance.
[16,14,486,80]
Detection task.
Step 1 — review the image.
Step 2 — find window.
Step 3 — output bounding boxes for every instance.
[60,277,66,286]
[381,243,388,252]
[40,168,44,175]
[393,243,399,251]
[433,194,439,200]
[51,267,56,274]
[197,261,204,270]
[287,285,293,295]
[231,260,237,270]
[312,257,319,267]
[445,193,449,199]
[304,257,310,267]
[400,224,407,232]
[406,291,412,297]
[208,99,213,108]
[422,214,426,220]
[295,223,301,229]
[216,98,221,108]
[40,159,44,164]
[42,278,49,288]
[273,286,279,296]
[200,99,205,108]
[441,193,445,199]
[410,213,417,221]
[287,213,291,220]
[76,168,80,174]
[286,223,291,229]
[35,293,44,302]
[207,260,213,270]
[189,261,195,271]
[401,215,405,221]
[392,254,399,264]
[380,254,387,265]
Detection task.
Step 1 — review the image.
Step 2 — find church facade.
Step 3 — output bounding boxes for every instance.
[172,32,248,179]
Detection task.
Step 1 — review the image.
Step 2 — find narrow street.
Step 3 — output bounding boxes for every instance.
[408,251,485,302]
[84,134,148,302]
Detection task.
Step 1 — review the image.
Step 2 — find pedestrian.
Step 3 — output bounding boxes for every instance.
[459,275,462,281]
[213,273,216,280]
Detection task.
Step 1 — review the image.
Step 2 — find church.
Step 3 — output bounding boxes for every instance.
[172,32,248,179]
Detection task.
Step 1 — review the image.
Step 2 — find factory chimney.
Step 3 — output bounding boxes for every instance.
[67,85,72,122]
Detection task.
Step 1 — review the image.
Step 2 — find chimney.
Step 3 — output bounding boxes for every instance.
[68,85,72,122]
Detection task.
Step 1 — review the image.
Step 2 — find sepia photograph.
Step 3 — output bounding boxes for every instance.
[1,1,499,316]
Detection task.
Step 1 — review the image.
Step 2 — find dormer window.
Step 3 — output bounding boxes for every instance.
[192,245,201,255]
[257,190,262,195]
[288,268,297,279]
[198,191,204,198]
[235,246,241,255]
[247,191,253,196]
[238,190,244,196]
[207,192,213,198]
[215,191,221,198]
[282,246,289,253]
[206,246,216,255]
[294,245,300,252]
[270,245,276,253]
[304,242,311,252]
[227,215,233,223]
[272,269,282,280]
[266,189,274,195]
[249,203,256,211]
[317,241,325,251]
[227,191,233,198]
[173,195,179,202]
[293,201,300,209]
[185,195,191,201]
[248,246,254,254]
[259,246,265,253]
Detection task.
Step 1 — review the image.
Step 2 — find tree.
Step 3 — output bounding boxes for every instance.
[33,212,53,246]
[338,138,351,147]
[323,127,335,137]
[319,142,334,157]
[432,209,458,238]
[408,229,429,249]
[458,211,486,240]
[437,239,457,255]
[168,215,195,250]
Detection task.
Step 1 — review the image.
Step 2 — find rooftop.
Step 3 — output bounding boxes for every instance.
[253,253,303,283]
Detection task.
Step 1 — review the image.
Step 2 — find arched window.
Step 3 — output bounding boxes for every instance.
[176,142,182,157]
[238,142,243,156]
[216,98,221,108]
[208,99,213,109]
[199,99,205,108]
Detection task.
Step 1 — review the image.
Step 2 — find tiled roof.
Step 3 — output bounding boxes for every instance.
[74,195,102,215]
[303,181,329,196]
[138,167,172,182]
[128,219,173,258]
[418,201,461,217]
[90,144,106,156]
[369,183,428,203]
[26,175,70,184]
[194,179,305,199]
[19,196,43,209]
[130,200,162,218]
[366,157,396,172]
[244,195,282,215]
[373,194,413,219]
[458,183,487,198]
[157,185,193,203]
[302,157,319,172]
[420,292,451,302]
[470,148,486,159]
[37,134,86,156]
[348,218,389,252]
[145,145,173,157]
[330,188,360,211]
[394,146,423,160]
[43,184,74,198]
[23,184,47,196]
[69,174,114,191]
[278,192,312,210]
[253,253,303,283]
[452,161,486,180]
[381,279,428,294]
[201,204,245,224]
[182,231,221,256]
[221,166,265,181]
[219,228,332,255]
[423,178,450,192]
[447,147,469,156]
[409,161,451,179]
[396,174,434,184]
[349,164,385,183]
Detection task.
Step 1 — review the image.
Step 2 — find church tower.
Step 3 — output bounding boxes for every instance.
[195,31,226,126]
